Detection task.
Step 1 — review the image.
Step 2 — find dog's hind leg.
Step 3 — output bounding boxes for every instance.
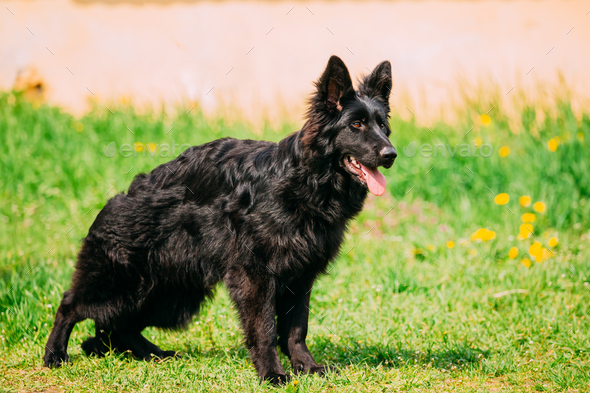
[80,325,112,357]
[117,331,177,360]
[44,290,83,368]
[84,329,178,361]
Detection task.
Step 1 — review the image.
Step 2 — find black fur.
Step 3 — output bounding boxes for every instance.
[43,56,396,385]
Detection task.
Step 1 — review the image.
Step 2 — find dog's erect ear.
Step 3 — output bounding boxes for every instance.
[316,56,353,112]
[359,60,392,110]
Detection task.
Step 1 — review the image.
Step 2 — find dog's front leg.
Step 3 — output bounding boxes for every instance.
[225,270,290,385]
[277,277,336,376]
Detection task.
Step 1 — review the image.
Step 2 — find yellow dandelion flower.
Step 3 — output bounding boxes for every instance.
[474,137,482,148]
[480,114,491,127]
[577,132,585,142]
[446,241,455,249]
[468,248,478,256]
[494,193,510,205]
[75,122,84,132]
[529,242,543,261]
[548,237,558,247]
[499,146,510,158]
[519,224,534,238]
[471,229,485,241]
[459,238,468,247]
[519,195,531,207]
[509,247,518,259]
[548,138,558,152]
[292,380,299,386]
[533,201,546,213]
[521,258,531,268]
[471,228,496,242]
[147,143,157,153]
[517,233,525,241]
[529,242,543,256]
[134,142,144,152]
[521,213,536,223]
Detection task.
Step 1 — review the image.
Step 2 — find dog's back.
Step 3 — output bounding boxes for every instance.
[72,137,284,326]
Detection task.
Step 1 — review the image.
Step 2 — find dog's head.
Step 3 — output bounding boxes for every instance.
[302,56,396,196]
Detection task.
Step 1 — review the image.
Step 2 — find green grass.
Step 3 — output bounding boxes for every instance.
[1,90,589,392]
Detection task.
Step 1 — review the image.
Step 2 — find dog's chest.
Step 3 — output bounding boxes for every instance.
[290,215,349,270]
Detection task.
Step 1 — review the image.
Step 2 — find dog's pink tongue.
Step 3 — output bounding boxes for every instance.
[360,165,387,196]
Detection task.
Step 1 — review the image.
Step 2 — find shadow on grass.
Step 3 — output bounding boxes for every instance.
[184,336,490,371]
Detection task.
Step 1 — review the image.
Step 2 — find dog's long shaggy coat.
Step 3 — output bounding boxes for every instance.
[44,56,397,384]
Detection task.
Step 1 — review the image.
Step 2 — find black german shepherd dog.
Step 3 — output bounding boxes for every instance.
[44,55,397,385]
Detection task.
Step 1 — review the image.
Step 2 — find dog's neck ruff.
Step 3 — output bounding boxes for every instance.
[274,131,368,223]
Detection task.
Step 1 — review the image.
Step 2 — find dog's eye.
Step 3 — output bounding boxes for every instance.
[380,123,385,129]
[351,121,362,129]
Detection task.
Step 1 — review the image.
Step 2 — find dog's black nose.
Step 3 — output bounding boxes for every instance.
[380,146,397,162]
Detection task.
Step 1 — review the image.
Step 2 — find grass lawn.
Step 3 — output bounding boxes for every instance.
[0,91,589,392]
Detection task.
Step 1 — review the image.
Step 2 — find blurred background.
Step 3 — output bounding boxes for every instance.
[2,0,590,122]
[2,2,590,391]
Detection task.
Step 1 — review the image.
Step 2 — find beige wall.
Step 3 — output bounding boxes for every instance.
[2,0,589,121]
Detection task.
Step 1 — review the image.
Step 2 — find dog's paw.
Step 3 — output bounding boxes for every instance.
[81,336,108,357]
[262,373,292,386]
[156,350,181,360]
[43,349,69,368]
[308,364,338,376]
[293,363,338,376]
